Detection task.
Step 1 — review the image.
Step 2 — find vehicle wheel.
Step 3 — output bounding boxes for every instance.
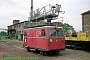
[40,51,43,55]
[56,51,59,55]
[27,48,31,52]
[33,49,39,54]
[43,51,48,56]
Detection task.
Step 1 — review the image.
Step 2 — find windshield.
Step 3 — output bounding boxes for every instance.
[49,29,64,36]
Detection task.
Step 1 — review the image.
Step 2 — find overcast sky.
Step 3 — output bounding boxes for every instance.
[0,0,90,31]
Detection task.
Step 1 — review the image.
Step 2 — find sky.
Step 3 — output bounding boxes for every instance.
[0,0,90,31]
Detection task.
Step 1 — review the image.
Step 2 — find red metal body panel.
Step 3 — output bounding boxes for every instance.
[24,26,65,51]
[48,37,65,50]
[47,28,65,50]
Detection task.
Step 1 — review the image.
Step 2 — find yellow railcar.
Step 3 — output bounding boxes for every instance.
[65,32,90,50]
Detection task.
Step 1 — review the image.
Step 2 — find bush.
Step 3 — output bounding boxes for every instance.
[0,36,8,39]
[14,34,18,40]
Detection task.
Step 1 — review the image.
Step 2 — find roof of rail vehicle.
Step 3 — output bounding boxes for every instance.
[25,25,63,30]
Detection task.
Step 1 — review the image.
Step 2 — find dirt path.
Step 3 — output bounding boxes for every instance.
[0,40,90,60]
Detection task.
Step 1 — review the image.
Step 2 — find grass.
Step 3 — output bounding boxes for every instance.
[0,36,19,41]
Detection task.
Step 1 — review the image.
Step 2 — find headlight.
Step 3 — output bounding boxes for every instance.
[50,39,53,42]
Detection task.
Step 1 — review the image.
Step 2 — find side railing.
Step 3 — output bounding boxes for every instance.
[30,4,65,21]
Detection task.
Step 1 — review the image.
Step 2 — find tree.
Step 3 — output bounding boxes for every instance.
[0,31,8,39]
[62,23,74,33]
[0,31,7,36]
[33,8,40,18]
[62,23,76,37]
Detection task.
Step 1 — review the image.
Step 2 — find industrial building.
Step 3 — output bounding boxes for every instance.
[7,20,63,40]
[81,10,90,32]
[7,20,28,40]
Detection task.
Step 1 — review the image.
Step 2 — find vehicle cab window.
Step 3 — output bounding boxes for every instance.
[42,30,46,36]
[57,30,64,36]
[49,29,64,36]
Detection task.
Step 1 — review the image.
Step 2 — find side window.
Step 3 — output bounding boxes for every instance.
[24,31,27,36]
[42,30,46,36]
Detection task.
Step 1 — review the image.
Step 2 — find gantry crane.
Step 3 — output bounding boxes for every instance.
[28,0,65,28]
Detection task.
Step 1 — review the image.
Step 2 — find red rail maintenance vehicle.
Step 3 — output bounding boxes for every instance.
[23,4,65,55]
[23,25,65,55]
